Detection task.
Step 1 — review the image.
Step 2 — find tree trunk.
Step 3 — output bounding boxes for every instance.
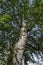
[13,18,27,65]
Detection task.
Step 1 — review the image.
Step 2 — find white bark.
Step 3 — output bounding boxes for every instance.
[13,19,27,65]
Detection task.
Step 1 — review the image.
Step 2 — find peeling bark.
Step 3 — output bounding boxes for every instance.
[13,19,27,65]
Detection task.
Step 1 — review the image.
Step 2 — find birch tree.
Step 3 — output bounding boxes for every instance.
[0,0,43,65]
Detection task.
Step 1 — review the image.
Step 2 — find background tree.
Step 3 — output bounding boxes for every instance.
[0,0,43,65]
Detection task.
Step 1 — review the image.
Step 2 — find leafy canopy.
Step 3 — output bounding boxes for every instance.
[0,0,43,65]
